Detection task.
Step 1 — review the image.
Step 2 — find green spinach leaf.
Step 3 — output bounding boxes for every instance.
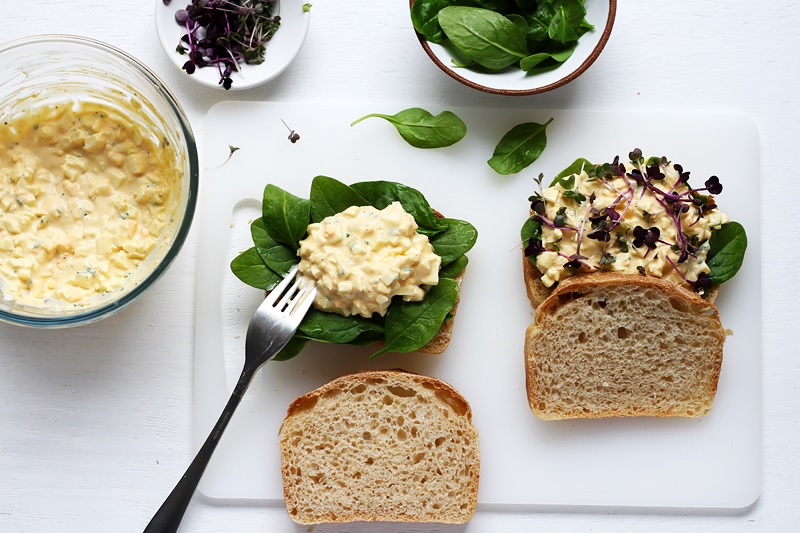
[437,6,528,70]
[351,108,467,149]
[272,336,309,362]
[298,309,384,344]
[521,215,543,243]
[548,0,589,43]
[261,184,310,249]
[230,247,282,290]
[309,175,369,222]
[488,118,554,175]
[411,0,451,44]
[251,218,299,275]
[439,254,468,279]
[550,157,593,185]
[430,218,479,266]
[370,278,459,358]
[520,41,576,71]
[350,180,444,230]
[706,221,747,284]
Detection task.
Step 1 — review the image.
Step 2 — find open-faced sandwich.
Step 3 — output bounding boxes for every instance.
[231,176,478,360]
[279,369,480,524]
[520,149,747,420]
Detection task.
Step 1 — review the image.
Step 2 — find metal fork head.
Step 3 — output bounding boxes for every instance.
[244,266,317,365]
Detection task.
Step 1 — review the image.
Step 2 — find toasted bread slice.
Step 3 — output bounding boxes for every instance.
[279,370,480,524]
[525,273,726,420]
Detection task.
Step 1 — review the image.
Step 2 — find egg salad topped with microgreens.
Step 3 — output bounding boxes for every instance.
[521,149,747,295]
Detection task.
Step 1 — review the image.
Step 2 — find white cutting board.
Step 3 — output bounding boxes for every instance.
[194,101,761,510]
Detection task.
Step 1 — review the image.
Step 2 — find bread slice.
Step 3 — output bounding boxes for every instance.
[525,272,726,420]
[278,370,480,524]
[522,245,719,309]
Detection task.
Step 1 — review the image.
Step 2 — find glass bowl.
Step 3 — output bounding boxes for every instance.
[0,35,199,327]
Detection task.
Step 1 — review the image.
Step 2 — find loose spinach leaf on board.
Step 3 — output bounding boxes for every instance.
[261,184,311,249]
[230,247,282,290]
[706,221,747,284]
[251,218,299,276]
[351,108,467,149]
[429,218,479,266]
[488,118,554,175]
[350,180,444,230]
[370,278,459,358]
[297,309,385,344]
[411,0,451,44]
[309,175,370,222]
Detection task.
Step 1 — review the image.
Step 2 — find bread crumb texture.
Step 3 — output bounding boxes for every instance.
[279,370,480,524]
[526,275,725,420]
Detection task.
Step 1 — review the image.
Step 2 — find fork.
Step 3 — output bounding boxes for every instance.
[143,266,317,533]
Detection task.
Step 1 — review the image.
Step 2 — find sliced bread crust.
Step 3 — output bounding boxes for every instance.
[525,273,726,420]
[521,244,719,309]
[279,369,480,524]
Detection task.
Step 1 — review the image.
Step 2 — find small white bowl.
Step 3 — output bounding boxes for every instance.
[412,0,616,96]
[155,0,310,90]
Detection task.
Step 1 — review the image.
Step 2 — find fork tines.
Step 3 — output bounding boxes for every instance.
[267,266,316,316]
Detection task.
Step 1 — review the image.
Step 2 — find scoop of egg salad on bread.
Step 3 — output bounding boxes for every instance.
[231,176,477,360]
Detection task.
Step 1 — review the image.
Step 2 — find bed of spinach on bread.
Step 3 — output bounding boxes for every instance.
[520,150,747,295]
[231,175,478,360]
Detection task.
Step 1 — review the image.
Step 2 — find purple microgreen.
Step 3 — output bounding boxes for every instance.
[171,0,282,90]
[562,190,586,203]
[211,144,240,168]
[704,175,723,194]
[281,119,300,143]
[525,238,547,256]
[552,206,568,227]
[598,252,616,266]
[632,225,660,249]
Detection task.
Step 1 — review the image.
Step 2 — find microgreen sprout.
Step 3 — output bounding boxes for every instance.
[524,149,728,292]
[281,119,300,143]
[172,0,281,90]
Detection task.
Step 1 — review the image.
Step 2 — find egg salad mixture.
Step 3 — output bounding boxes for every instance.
[528,155,729,292]
[0,102,179,307]
[297,202,441,318]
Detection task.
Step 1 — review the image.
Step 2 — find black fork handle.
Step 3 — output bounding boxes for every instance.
[143,363,258,533]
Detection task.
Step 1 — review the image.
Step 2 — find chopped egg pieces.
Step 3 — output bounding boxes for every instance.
[298,202,441,318]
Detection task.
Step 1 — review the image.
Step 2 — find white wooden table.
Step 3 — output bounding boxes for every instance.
[2,1,796,531]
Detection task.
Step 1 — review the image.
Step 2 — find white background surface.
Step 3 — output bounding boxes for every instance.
[0,1,795,532]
